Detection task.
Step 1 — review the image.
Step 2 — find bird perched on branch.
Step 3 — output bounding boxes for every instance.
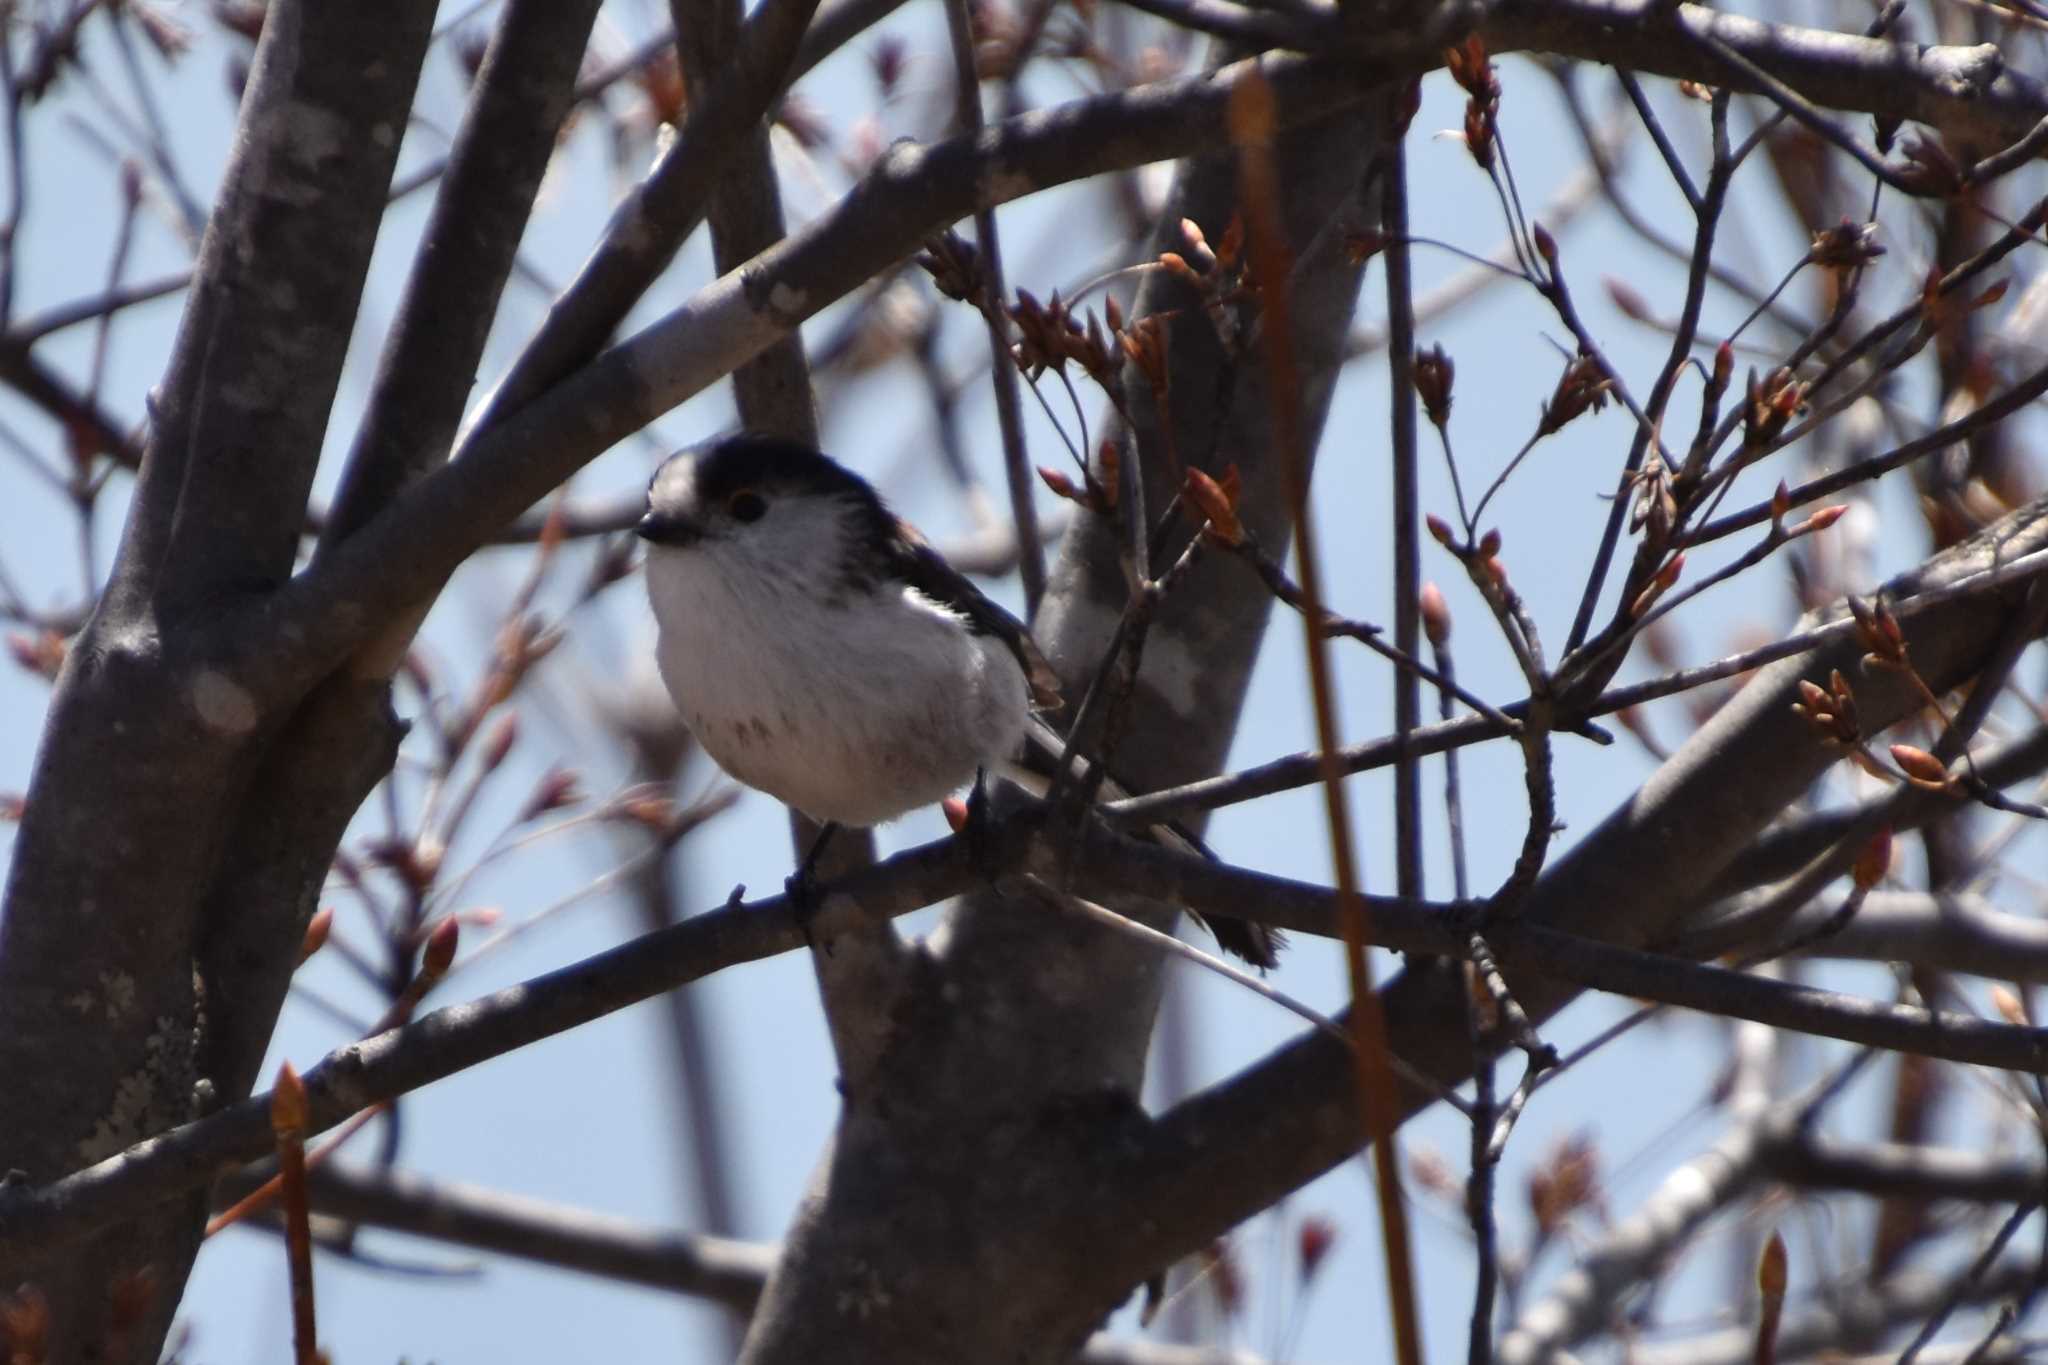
[637,431,1278,968]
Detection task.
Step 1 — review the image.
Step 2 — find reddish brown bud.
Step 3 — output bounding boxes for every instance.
[1852,827,1892,889]
[1532,222,1558,266]
[1538,352,1612,436]
[1463,100,1495,171]
[1419,582,1452,646]
[270,1061,309,1136]
[6,629,66,681]
[479,710,519,772]
[1605,277,1651,323]
[606,784,681,836]
[1770,376,1804,419]
[1477,528,1502,559]
[1183,467,1244,546]
[871,35,907,94]
[1216,215,1245,271]
[919,230,982,304]
[1118,316,1170,395]
[1013,287,1110,381]
[1758,1231,1788,1303]
[1097,440,1122,509]
[1795,504,1848,535]
[1629,554,1684,617]
[1809,219,1885,272]
[1889,744,1951,791]
[517,765,585,824]
[1742,367,1808,449]
[1426,514,1456,547]
[1849,596,1906,668]
[1753,1236,1785,1342]
[1414,343,1454,428]
[638,49,686,127]
[1298,1216,1337,1282]
[941,795,971,833]
[1792,671,1860,746]
[1992,985,2029,1027]
[1444,34,1498,102]
[298,908,333,966]
[1528,1133,1601,1237]
[1627,580,1664,622]
[1038,466,1079,501]
[420,916,460,980]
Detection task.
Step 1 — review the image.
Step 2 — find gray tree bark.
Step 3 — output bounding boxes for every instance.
[733,73,1392,1364]
[0,2,597,1356]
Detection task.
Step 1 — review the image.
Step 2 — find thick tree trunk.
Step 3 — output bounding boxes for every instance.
[735,82,1393,1365]
[0,2,599,1355]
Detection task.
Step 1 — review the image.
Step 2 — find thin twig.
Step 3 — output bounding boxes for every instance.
[1384,125,1424,910]
[1896,1203,2039,1365]
[940,0,1046,613]
[1562,90,1735,659]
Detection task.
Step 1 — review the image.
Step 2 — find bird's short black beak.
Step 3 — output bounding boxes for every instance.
[636,510,701,546]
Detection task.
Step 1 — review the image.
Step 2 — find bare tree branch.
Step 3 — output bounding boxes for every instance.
[1763,1135,2048,1206]
[235,52,1384,709]
[1096,494,2048,1289]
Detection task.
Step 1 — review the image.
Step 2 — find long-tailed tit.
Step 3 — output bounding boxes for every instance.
[637,432,1277,967]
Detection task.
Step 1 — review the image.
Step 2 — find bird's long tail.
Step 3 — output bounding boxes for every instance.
[999,718,1284,970]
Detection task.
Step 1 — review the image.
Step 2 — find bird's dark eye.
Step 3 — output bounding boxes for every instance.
[727,490,767,523]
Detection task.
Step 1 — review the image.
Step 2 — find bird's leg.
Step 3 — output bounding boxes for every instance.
[787,820,840,951]
[961,767,999,882]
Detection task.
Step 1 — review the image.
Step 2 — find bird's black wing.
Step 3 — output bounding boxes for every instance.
[883,518,1281,969]
[882,518,1063,711]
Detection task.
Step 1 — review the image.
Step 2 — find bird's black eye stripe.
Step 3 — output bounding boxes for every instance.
[728,490,767,523]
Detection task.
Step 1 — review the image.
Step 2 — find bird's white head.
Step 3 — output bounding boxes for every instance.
[637,434,898,604]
